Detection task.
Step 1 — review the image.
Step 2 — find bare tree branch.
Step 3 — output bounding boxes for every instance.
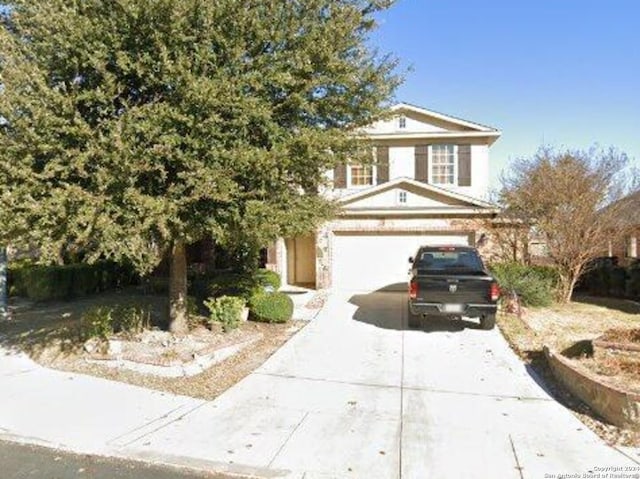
[499,146,639,303]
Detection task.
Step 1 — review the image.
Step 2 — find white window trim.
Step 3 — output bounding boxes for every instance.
[428,144,458,186]
[398,116,407,129]
[397,190,408,205]
[347,164,377,189]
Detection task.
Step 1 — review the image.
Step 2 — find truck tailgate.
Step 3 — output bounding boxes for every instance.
[414,273,492,304]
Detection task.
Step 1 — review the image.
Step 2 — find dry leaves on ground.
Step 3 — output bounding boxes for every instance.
[497,295,640,447]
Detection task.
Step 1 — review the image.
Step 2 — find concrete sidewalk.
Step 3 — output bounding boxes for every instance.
[1,292,639,479]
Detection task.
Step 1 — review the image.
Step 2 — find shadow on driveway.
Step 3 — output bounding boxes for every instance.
[348,284,479,333]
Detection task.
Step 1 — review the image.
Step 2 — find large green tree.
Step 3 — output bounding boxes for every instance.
[0,1,399,332]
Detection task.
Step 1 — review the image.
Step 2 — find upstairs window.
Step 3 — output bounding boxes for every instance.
[398,116,407,129]
[430,144,457,185]
[398,191,407,204]
[349,164,374,187]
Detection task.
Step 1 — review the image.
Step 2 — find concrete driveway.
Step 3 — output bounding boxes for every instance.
[121,291,637,479]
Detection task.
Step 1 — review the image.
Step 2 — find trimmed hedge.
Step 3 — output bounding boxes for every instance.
[489,262,557,307]
[629,267,640,299]
[581,263,640,300]
[255,269,281,291]
[206,272,261,300]
[9,261,138,301]
[249,292,293,323]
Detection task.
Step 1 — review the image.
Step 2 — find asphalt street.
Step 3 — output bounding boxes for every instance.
[0,439,235,479]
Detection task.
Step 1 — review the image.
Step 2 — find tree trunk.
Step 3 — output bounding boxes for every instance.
[0,246,8,320]
[169,240,189,335]
[558,272,579,304]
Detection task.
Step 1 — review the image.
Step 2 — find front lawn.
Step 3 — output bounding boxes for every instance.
[498,295,640,446]
[0,289,310,400]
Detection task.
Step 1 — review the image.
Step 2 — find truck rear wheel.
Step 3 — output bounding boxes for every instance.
[480,313,496,330]
[407,306,421,329]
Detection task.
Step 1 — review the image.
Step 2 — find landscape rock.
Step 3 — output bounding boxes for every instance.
[83,338,100,354]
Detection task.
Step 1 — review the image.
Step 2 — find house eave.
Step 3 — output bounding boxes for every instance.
[365,131,502,145]
[339,207,501,217]
[338,177,498,210]
[389,103,500,133]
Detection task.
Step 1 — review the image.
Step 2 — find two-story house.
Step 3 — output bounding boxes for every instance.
[268,103,502,292]
[605,190,640,265]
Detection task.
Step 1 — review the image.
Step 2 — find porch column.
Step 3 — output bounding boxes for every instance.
[0,247,7,320]
[315,226,331,289]
[630,236,638,258]
[275,238,288,285]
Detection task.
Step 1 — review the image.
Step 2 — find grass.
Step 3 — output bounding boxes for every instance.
[522,295,640,351]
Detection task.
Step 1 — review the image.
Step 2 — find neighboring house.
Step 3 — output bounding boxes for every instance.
[267,102,502,291]
[606,190,640,265]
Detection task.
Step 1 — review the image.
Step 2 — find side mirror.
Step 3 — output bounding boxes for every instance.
[408,256,414,264]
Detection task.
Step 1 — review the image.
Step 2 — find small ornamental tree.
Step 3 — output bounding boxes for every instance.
[500,146,638,303]
[0,1,400,332]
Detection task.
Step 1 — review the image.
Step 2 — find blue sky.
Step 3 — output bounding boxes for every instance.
[370,0,640,189]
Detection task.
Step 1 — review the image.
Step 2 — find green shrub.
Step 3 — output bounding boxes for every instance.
[8,267,26,297]
[20,265,67,301]
[148,277,169,294]
[629,267,640,299]
[9,261,139,301]
[489,262,555,307]
[609,267,627,296]
[528,265,560,287]
[112,305,151,336]
[255,269,281,291]
[68,263,101,297]
[583,264,638,299]
[188,277,208,301]
[80,304,151,341]
[249,292,293,323]
[204,295,245,332]
[186,295,200,316]
[203,269,282,301]
[206,272,261,300]
[80,306,114,341]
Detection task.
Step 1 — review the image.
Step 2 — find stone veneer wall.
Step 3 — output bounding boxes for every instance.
[545,346,640,430]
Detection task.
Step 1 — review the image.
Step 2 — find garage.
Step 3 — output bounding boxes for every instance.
[331,231,472,292]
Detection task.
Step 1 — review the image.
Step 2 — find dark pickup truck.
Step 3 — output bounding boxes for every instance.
[407,245,500,330]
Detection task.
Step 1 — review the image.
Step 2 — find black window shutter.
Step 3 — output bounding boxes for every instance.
[334,164,347,188]
[376,146,389,184]
[457,145,471,186]
[415,145,429,183]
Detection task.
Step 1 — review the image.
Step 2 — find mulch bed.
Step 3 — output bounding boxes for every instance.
[0,290,309,401]
[85,325,262,367]
[35,320,307,400]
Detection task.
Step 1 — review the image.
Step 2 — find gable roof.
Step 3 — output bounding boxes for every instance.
[390,102,499,133]
[338,177,498,212]
[363,102,502,145]
[607,190,640,226]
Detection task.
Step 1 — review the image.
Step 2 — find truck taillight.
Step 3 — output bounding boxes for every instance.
[409,281,418,300]
[490,282,500,302]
